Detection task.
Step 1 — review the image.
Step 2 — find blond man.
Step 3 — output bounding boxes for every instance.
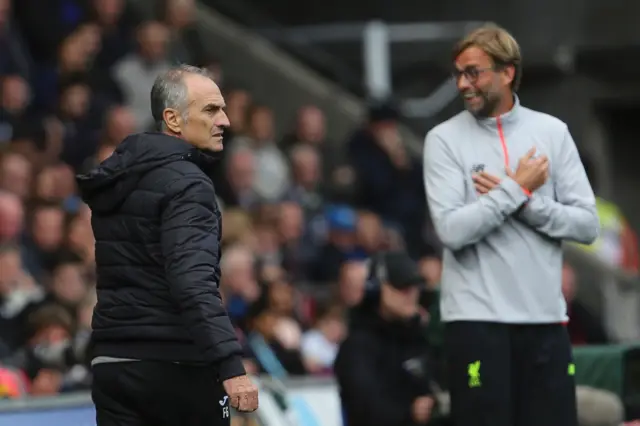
[423,24,599,426]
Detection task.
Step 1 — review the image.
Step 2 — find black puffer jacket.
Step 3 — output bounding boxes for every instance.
[77,132,244,380]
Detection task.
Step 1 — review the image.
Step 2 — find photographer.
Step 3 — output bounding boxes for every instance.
[334,251,436,426]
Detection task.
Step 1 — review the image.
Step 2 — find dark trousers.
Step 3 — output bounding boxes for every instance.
[444,322,578,426]
[92,361,231,426]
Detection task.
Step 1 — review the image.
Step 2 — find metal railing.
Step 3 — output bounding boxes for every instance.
[257,20,483,118]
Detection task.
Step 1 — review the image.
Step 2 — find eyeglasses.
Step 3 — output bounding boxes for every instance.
[452,66,494,83]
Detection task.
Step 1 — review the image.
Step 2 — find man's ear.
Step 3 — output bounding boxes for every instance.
[162,108,183,134]
[501,65,515,87]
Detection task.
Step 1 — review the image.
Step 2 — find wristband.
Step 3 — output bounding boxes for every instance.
[521,187,531,197]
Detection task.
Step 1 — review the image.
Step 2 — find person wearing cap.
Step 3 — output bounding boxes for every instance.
[312,205,367,282]
[334,251,436,426]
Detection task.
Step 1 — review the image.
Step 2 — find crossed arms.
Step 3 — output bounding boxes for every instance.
[423,127,599,251]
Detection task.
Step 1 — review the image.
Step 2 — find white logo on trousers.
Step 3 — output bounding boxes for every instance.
[220,396,229,418]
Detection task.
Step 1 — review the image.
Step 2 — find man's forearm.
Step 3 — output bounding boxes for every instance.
[516,194,599,244]
[430,178,529,250]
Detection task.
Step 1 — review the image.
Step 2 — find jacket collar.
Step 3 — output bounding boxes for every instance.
[476,95,521,134]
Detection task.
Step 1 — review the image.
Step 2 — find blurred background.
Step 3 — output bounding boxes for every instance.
[0,0,638,425]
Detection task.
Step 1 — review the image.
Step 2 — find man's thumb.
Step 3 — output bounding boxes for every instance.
[505,167,514,178]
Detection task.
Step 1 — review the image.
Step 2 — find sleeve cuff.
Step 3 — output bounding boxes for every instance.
[218,355,246,381]
[499,177,529,208]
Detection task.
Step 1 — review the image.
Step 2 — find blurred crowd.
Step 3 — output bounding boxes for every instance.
[0,0,627,406]
[0,0,443,398]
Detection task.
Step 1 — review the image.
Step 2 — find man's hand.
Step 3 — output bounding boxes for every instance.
[412,395,435,424]
[223,375,259,412]
[473,171,501,194]
[507,148,549,192]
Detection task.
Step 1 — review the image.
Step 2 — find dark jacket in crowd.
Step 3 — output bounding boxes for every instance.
[76,132,245,381]
[334,301,433,426]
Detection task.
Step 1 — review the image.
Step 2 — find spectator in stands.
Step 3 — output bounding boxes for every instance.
[4,303,90,396]
[0,151,32,200]
[246,288,307,377]
[266,278,307,327]
[48,253,90,315]
[224,89,252,142]
[89,0,138,69]
[0,243,42,356]
[312,205,365,282]
[220,244,261,330]
[221,208,255,248]
[79,104,135,171]
[562,262,609,345]
[337,261,368,308]
[277,201,317,282]
[286,144,324,215]
[56,75,100,169]
[58,24,102,74]
[0,191,23,243]
[66,204,95,267]
[0,75,31,143]
[234,105,290,202]
[158,0,206,66]
[418,248,443,291]
[282,145,328,262]
[325,163,358,205]
[36,23,118,111]
[281,105,336,178]
[218,146,260,209]
[301,304,345,374]
[252,224,282,272]
[100,105,136,147]
[14,0,87,64]
[112,21,171,131]
[33,167,60,202]
[21,202,66,282]
[347,102,427,257]
[0,0,31,81]
[355,210,386,257]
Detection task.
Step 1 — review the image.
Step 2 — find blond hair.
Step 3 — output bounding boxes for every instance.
[453,23,522,92]
[221,208,253,246]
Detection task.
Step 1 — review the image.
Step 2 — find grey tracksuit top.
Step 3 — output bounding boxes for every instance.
[423,97,599,323]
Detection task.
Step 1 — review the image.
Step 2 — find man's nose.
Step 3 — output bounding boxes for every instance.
[456,75,472,92]
[217,110,231,128]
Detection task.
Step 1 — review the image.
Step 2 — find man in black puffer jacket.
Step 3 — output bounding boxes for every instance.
[77,65,258,426]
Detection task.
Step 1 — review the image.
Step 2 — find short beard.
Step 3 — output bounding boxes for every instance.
[468,92,502,118]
